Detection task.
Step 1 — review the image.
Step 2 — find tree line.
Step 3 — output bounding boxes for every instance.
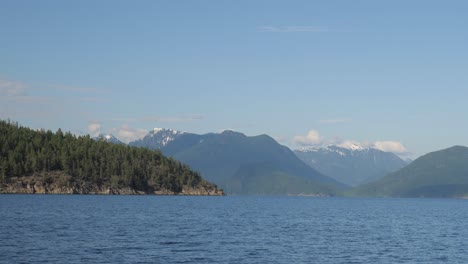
[0,120,214,193]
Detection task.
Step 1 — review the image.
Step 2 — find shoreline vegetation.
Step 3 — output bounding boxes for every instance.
[0,120,224,196]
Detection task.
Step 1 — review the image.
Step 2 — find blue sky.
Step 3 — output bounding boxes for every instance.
[1,0,467,158]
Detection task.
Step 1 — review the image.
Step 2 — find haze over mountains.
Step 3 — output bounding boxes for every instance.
[295,145,408,186]
[3,119,468,197]
[91,128,468,198]
[350,146,468,198]
[129,129,345,195]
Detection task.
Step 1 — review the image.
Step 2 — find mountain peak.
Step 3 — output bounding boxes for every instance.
[130,128,185,149]
[93,133,123,144]
[335,141,366,151]
[296,143,371,153]
[294,145,407,186]
[220,130,246,137]
[151,128,183,135]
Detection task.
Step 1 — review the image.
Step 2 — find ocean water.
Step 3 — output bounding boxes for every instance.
[1,195,467,264]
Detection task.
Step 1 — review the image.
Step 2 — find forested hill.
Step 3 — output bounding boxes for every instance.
[349,146,468,198]
[0,120,223,195]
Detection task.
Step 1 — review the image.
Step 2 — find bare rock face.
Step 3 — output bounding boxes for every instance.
[0,173,224,196]
[180,185,225,196]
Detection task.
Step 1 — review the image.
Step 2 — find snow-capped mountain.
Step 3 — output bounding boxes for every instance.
[129,128,344,195]
[294,145,408,186]
[129,128,185,150]
[93,133,124,145]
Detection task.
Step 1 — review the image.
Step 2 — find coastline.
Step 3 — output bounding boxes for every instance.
[0,174,224,196]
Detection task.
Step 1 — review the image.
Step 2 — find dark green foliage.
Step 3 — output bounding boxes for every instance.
[130,129,345,195]
[348,146,468,198]
[224,163,339,195]
[169,131,344,188]
[0,120,211,193]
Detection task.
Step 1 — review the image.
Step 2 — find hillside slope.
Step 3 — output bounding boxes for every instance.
[295,146,407,186]
[0,120,222,195]
[349,146,468,198]
[159,130,346,195]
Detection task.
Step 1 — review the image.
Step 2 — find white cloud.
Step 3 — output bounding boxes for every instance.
[372,141,408,154]
[292,130,410,156]
[331,137,408,154]
[294,130,323,146]
[0,78,27,96]
[258,26,329,32]
[87,121,102,137]
[110,125,147,143]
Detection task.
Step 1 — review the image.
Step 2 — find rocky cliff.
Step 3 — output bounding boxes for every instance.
[0,172,224,196]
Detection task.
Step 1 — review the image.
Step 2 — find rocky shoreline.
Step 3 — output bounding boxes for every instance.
[0,173,224,196]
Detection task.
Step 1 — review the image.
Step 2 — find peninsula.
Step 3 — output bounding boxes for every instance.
[0,120,223,196]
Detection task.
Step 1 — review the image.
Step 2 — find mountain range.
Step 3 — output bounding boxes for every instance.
[349,145,468,198]
[130,129,345,195]
[294,145,408,186]
[102,128,468,198]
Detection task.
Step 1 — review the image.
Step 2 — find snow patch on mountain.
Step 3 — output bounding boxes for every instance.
[337,141,365,151]
[148,128,185,146]
[296,147,320,152]
[294,144,408,186]
[152,128,164,134]
[129,128,187,149]
[93,133,124,144]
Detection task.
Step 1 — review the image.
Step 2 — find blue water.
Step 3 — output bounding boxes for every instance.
[1,195,467,263]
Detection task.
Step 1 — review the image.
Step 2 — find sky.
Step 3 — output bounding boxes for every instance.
[1,0,467,158]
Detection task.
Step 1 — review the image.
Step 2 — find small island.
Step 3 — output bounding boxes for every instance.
[0,120,224,196]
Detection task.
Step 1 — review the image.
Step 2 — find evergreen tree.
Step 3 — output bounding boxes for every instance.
[0,119,220,193]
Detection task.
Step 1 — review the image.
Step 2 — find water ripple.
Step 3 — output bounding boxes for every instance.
[1,195,468,263]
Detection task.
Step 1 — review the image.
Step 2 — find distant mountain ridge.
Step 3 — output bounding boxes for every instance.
[93,133,124,145]
[295,145,407,186]
[349,145,468,198]
[129,128,185,149]
[129,129,346,195]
